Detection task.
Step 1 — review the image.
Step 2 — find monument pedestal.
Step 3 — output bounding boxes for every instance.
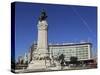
[27,51,57,70]
[27,51,51,70]
[27,60,50,70]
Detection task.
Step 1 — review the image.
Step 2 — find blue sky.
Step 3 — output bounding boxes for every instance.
[15,2,97,60]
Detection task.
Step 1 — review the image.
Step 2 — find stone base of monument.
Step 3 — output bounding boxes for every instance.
[14,60,63,73]
[27,59,51,70]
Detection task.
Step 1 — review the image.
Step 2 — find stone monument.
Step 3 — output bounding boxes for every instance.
[27,9,51,70]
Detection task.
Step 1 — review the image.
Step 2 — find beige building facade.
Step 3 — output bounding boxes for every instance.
[29,42,92,62]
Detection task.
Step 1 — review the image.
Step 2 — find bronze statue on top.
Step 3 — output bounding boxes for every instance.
[39,9,48,21]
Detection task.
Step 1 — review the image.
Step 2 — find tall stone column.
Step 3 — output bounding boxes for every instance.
[33,9,49,59]
[36,20,48,58]
[27,9,50,70]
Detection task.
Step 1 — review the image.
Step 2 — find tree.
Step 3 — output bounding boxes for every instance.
[58,54,65,61]
[70,56,78,64]
[58,54,65,66]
